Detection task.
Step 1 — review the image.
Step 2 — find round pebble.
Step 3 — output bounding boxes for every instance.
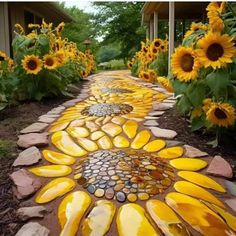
[94,188,105,198]
[87,185,96,194]
[127,193,137,202]
[116,191,126,202]
[138,193,149,200]
[105,188,115,200]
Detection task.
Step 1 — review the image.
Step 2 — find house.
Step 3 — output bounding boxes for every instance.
[141,2,209,71]
[0,2,73,56]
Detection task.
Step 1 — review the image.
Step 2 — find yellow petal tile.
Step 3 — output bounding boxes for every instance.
[66,127,90,138]
[158,146,184,159]
[51,131,87,157]
[112,116,126,125]
[146,199,190,236]
[169,158,207,171]
[91,131,105,141]
[143,139,166,152]
[29,165,72,177]
[117,204,159,236]
[49,122,69,133]
[102,123,122,137]
[58,191,91,236]
[174,181,225,208]
[97,135,113,149]
[69,119,85,127]
[36,177,75,204]
[86,121,100,132]
[178,171,226,193]
[203,201,236,232]
[42,150,75,165]
[102,116,112,124]
[123,120,138,139]
[95,117,104,125]
[82,200,116,236]
[113,135,130,148]
[165,192,233,236]
[77,138,98,152]
[131,130,151,149]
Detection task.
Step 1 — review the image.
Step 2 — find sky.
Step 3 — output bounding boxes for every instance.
[62,0,97,13]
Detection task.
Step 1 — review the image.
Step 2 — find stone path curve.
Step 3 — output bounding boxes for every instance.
[12,70,236,236]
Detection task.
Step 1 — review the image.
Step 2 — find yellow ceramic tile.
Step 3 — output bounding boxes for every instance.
[42,150,75,165]
[117,204,159,236]
[86,121,100,132]
[143,139,166,152]
[113,135,130,148]
[102,116,112,124]
[165,192,233,236]
[123,120,138,139]
[29,165,72,177]
[91,131,105,141]
[49,122,69,133]
[111,116,126,125]
[69,119,85,127]
[81,200,116,236]
[146,199,190,236]
[203,201,236,232]
[158,146,184,159]
[77,138,98,152]
[178,171,226,193]
[51,131,87,157]
[97,135,113,149]
[36,177,75,204]
[102,123,122,137]
[58,191,91,236]
[131,130,151,149]
[66,127,90,138]
[174,181,225,208]
[169,158,207,171]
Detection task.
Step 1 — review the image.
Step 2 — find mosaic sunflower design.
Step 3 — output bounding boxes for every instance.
[29,114,236,235]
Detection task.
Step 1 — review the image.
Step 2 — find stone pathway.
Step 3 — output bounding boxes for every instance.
[11,71,236,236]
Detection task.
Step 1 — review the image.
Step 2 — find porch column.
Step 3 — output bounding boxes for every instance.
[149,17,154,41]
[154,11,158,39]
[168,2,175,74]
[0,2,10,56]
[146,24,150,40]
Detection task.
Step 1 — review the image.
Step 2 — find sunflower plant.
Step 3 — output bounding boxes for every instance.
[129,37,169,83]
[12,20,96,101]
[171,2,236,146]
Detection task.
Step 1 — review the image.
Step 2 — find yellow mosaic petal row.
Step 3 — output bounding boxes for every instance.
[113,135,130,148]
[36,177,75,204]
[174,181,225,208]
[97,135,113,149]
[143,139,166,152]
[77,138,98,152]
[42,150,75,165]
[123,120,138,139]
[102,123,122,137]
[81,200,116,236]
[66,127,90,138]
[146,199,190,236]
[169,158,207,171]
[177,171,226,193]
[158,146,184,159]
[58,191,91,236]
[165,192,234,236]
[90,131,105,140]
[51,131,87,157]
[117,204,159,236]
[29,165,72,177]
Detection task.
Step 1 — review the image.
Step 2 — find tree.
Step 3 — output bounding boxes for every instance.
[92,2,146,61]
[59,2,98,52]
[96,44,121,63]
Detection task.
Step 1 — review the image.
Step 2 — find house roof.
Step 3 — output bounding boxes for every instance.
[141,2,209,24]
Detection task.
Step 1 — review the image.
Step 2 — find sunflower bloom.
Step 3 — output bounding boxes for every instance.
[197,32,236,69]
[206,2,226,14]
[0,51,7,61]
[171,47,200,82]
[157,76,173,92]
[22,55,43,75]
[207,10,224,32]
[15,23,24,35]
[55,50,67,66]
[43,54,58,70]
[206,102,236,127]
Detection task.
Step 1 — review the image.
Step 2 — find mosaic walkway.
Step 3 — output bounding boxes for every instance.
[12,71,236,236]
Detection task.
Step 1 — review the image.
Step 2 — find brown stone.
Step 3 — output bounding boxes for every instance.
[184,145,208,158]
[15,222,49,236]
[149,127,177,139]
[20,123,48,134]
[38,115,57,123]
[225,198,236,212]
[13,146,42,167]
[114,184,125,191]
[10,169,42,199]
[17,133,49,148]
[206,155,233,178]
[17,206,49,221]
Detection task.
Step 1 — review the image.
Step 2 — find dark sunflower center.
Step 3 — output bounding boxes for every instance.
[154,41,160,47]
[143,48,148,53]
[144,73,149,80]
[46,58,54,66]
[153,48,158,53]
[214,108,227,119]
[180,53,194,72]
[206,43,224,61]
[0,56,5,61]
[27,60,37,70]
